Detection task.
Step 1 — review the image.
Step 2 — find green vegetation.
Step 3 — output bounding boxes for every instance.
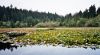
[0,4,100,47]
[0,5,100,27]
[35,21,60,27]
[0,34,7,41]
[7,28,100,46]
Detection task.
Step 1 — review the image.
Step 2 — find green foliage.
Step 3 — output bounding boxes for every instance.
[12,28,100,45]
[0,5,100,27]
[97,7,100,16]
[89,5,96,18]
[35,21,60,27]
[82,9,89,18]
[76,18,87,27]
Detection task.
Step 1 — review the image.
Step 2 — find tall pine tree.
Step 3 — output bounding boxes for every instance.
[89,5,96,18]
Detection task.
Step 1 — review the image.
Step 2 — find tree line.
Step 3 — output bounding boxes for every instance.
[0,5,100,27]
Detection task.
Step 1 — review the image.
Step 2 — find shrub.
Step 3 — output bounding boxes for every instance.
[35,21,60,27]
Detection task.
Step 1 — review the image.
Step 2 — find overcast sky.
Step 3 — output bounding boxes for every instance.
[0,0,100,16]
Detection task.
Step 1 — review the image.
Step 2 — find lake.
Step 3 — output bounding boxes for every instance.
[0,45,100,55]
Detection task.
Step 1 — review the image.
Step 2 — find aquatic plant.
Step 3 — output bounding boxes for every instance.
[13,28,100,46]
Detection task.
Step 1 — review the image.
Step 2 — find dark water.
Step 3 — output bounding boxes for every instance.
[0,45,100,55]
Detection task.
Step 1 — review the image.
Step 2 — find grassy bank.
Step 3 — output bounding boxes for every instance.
[0,28,100,46]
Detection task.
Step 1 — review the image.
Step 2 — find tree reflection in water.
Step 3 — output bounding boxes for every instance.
[0,41,99,52]
[0,42,18,51]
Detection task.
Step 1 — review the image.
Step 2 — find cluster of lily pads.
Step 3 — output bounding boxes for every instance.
[13,28,100,46]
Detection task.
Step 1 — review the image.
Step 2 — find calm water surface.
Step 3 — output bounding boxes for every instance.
[0,45,100,55]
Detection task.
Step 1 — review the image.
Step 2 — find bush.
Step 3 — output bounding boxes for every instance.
[35,21,60,27]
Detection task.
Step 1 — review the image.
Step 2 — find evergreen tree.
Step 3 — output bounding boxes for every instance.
[0,5,100,27]
[89,5,96,18]
[83,9,89,18]
[97,7,100,16]
[78,10,83,17]
[65,13,72,19]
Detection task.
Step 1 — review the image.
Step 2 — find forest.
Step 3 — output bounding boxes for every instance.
[0,5,100,27]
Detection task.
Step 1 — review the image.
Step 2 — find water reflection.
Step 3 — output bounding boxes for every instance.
[0,43,99,51]
[0,42,18,51]
[0,43,100,55]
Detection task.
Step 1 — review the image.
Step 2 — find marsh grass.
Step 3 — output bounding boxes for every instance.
[12,28,100,46]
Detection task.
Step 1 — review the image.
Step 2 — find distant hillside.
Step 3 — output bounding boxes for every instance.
[0,5,100,27]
